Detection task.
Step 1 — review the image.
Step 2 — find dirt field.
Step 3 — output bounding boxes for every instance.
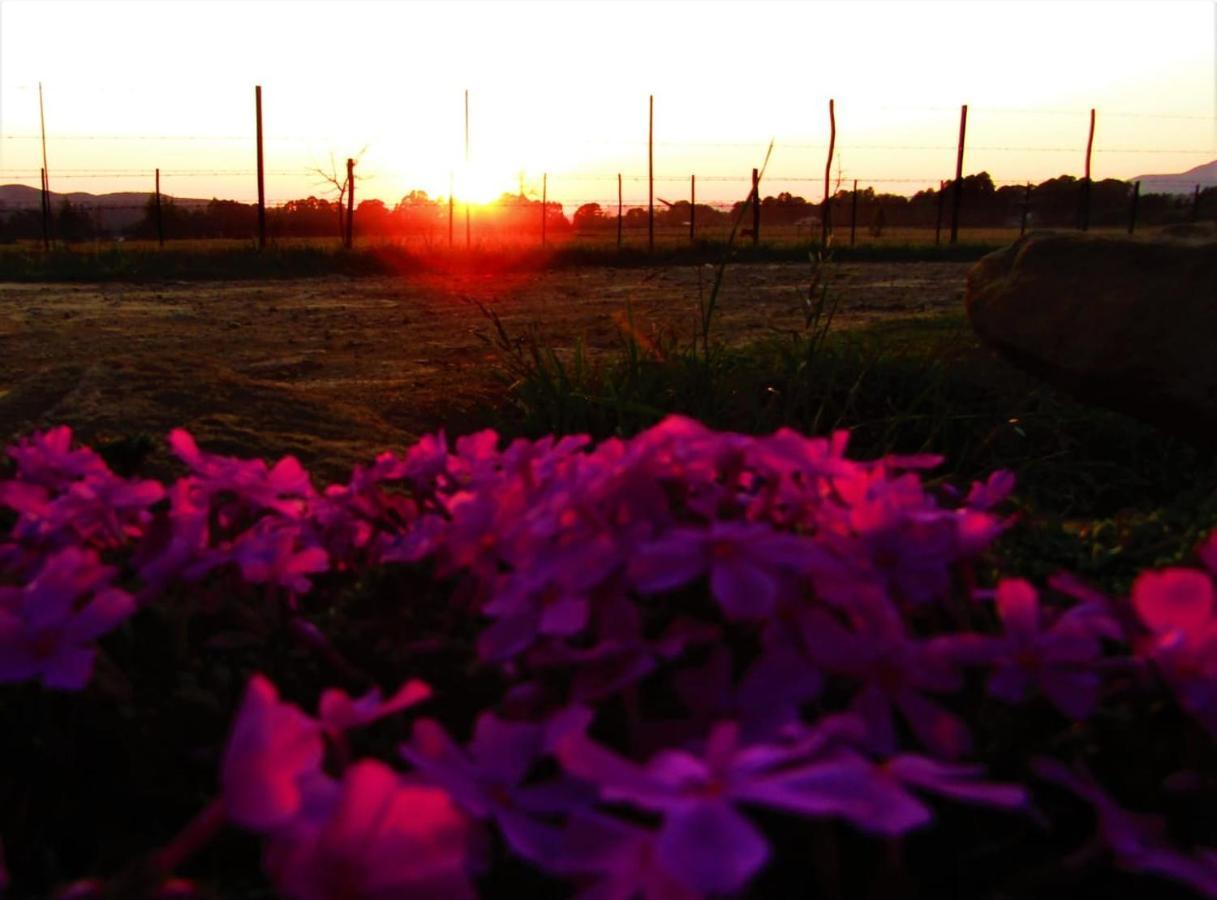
[0,261,971,479]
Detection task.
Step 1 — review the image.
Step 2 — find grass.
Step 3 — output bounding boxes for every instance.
[0,235,1012,282]
[483,297,1217,596]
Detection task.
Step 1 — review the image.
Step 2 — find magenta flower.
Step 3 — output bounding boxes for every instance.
[629,522,825,620]
[229,519,329,596]
[401,712,584,866]
[222,674,324,831]
[6,426,107,490]
[169,429,316,518]
[953,578,1105,719]
[799,604,971,758]
[0,547,134,690]
[317,679,431,736]
[1034,758,1217,898]
[554,719,942,893]
[264,760,475,900]
[1131,568,1217,737]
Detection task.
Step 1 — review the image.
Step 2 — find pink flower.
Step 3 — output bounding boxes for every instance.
[222,675,324,831]
[630,522,825,620]
[954,579,1104,719]
[6,426,107,490]
[229,520,329,596]
[0,547,134,690]
[317,679,431,736]
[1131,568,1217,737]
[264,760,475,900]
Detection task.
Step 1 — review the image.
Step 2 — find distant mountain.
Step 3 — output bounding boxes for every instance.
[1131,159,1217,195]
[0,184,214,231]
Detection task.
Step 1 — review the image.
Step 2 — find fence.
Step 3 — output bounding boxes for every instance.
[2,88,1215,250]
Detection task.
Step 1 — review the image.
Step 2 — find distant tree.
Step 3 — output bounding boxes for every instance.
[572,203,605,231]
[57,199,91,244]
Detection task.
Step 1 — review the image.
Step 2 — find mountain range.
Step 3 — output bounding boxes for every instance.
[0,184,212,231]
[1130,159,1217,195]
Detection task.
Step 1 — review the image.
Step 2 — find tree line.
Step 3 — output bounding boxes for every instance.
[1,173,1212,243]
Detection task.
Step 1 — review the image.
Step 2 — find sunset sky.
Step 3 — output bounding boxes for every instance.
[1,0,1214,210]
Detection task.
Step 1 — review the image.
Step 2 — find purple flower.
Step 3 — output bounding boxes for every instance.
[629,522,825,620]
[401,712,584,866]
[953,578,1104,719]
[229,519,329,596]
[222,674,324,831]
[554,719,939,893]
[799,604,971,758]
[264,760,475,900]
[6,426,107,490]
[0,547,134,690]
[1034,758,1217,898]
[317,679,431,736]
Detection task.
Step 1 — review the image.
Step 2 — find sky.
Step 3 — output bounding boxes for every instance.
[1,0,1214,210]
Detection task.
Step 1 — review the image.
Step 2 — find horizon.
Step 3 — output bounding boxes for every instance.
[1,0,1215,212]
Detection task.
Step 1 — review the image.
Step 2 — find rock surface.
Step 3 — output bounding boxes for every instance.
[965,232,1217,445]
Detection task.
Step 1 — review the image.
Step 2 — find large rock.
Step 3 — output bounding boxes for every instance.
[965,232,1217,445]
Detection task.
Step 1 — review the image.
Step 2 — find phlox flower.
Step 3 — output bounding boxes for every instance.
[222,674,324,831]
[264,760,475,900]
[799,604,971,758]
[0,547,134,690]
[169,429,315,519]
[6,426,107,490]
[1131,568,1217,738]
[553,719,939,894]
[1034,758,1217,898]
[401,712,586,866]
[629,522,826,620]
[229,519,329,596]
[317,679,431,736]
[953,578,1105,719]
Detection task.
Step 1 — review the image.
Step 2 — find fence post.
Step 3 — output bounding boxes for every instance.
[1079,108,1095,231]
[255,85,266,250]
[822,98,835,247]
[345,158,355,249]
[1020,182,1032,237]
[155,168,164,248]
[648,94,654,254]
[39,82,52,247]
[1191,183,1201,222]
[690,174,696,243]
[541,173,547,248]
[950,103,967,245]
[39,168,50,251]
[850,179,858,247]
[752,167,760,245]
[617,172,623,250]
[1128,180,1140,234]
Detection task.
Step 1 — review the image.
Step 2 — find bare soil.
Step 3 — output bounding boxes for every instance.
[0,261,970,479]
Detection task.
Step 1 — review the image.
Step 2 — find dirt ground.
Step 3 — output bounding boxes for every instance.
[0,261,971,480]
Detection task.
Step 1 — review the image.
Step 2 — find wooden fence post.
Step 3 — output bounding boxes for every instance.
[1079,107,1095,232]
[1128,180,1140,234]
[648,94,654,254]
[345,158,355,249]
[949,103,967,245]
[40,168,50,251]
[255,85,266,250]
[822,98,836,247]
[850,179,858,246]
[1191,183,1202,222]
[1020,182,1032,236]
[617,172,623,250]
[155,168,164,248]
[752,167,760,245]
[690,174,696,243]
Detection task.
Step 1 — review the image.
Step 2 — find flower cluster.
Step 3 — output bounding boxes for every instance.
[2,419,1217,898]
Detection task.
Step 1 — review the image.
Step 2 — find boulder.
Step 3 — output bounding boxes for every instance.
[965,232,1217,445]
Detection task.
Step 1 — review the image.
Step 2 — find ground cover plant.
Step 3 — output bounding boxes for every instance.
[3,410,1217,898]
